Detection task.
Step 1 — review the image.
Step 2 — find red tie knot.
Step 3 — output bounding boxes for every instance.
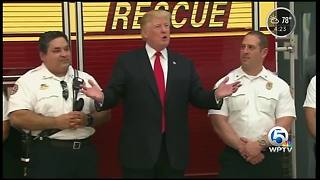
[155,51,162,57]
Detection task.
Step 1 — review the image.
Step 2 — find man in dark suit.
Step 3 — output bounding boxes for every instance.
[81,10,241,178]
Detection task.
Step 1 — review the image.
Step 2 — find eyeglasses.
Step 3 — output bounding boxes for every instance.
[60,81,69,100]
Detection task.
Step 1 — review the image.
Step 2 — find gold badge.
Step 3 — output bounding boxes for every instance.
[40,84,49,90]
[266,81,273,90]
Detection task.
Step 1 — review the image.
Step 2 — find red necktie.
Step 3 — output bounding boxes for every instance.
[154,52,166,133]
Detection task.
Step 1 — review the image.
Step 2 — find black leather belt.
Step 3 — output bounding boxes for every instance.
[33,137,91,150]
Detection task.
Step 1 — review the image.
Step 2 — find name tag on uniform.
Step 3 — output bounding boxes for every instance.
[40,84,49,90]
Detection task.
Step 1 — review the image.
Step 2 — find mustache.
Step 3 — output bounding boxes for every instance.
[61,59,71,63]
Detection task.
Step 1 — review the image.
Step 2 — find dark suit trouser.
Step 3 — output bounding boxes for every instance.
[218,146,284,178]
[122,134,185,178]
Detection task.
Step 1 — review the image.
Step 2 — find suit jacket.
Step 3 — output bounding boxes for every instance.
[102,48,222,170]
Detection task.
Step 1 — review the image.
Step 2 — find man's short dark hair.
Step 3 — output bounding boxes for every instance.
[245,31,268,49]
[39,31,69,54]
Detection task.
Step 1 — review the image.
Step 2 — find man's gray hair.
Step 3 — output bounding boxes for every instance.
[140,10,171,30]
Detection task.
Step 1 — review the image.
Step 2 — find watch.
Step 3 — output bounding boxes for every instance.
[94,100,103,112]
[257,137,268,150]
[86,114,94,127]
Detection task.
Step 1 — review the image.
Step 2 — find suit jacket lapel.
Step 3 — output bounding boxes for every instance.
[138,49,159,99]
[166,50,174,101]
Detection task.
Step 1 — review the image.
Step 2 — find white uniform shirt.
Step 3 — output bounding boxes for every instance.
[8,63,100,140]
[3,92,9,121]
[303,75,316,108]
[208,67,296,140]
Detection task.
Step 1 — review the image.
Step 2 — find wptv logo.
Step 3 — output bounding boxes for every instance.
[267,126,293,153]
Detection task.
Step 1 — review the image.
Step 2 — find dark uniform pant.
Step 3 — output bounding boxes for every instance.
[218,146,284,178]
[3,127,24,178]
[27,137,97,178]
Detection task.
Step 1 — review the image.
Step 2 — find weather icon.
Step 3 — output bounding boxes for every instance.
[270,16,279,25]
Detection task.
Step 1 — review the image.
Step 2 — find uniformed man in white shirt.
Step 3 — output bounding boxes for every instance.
[303,75,316,138]
[8,31,111,178]
[208,31,296,178]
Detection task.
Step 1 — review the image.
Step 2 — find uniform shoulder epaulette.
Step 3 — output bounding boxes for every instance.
[31,65,43,72]
[25,66,43,76]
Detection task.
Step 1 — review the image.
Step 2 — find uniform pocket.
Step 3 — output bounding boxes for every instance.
[227,90,247,112]
[257,91,278,116]
[35,92,60,114]
[38,93,59,102]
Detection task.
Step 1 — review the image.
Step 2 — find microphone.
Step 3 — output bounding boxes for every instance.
[72,69,84,111]
[73,77,84,92]
[73,98,84,111]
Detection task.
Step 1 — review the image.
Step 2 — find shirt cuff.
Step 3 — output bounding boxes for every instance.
[214,91,223,107]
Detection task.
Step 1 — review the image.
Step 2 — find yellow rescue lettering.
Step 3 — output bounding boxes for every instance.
[110,2,231,31]
[132,2,152,29]
[191,2,210,28]
[172,2,189,29]
[112,2,131,30]
[209,2,228,27]
[154,2,169,11]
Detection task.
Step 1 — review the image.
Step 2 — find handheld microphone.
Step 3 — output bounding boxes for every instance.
[73,98,84,111]
[72,68,84,111]
[73,77,84,91]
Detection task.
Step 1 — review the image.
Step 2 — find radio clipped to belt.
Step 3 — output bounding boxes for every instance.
[20,130,31,177]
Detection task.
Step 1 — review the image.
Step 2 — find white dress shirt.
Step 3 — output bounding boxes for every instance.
[145,43,168,88]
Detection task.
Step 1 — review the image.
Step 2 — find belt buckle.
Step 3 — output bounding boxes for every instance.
[73,141,81,150]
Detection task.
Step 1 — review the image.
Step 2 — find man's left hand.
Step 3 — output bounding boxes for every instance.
[240,137,265,165]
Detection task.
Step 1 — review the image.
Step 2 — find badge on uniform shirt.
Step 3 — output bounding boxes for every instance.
[40,84,49,90]
[266,81,273,90]
[10,84,19,95]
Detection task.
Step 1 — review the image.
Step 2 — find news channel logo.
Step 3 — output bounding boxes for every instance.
[267,126,293,152]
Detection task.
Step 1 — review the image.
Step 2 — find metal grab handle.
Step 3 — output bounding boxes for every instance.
[276,46,294,52]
